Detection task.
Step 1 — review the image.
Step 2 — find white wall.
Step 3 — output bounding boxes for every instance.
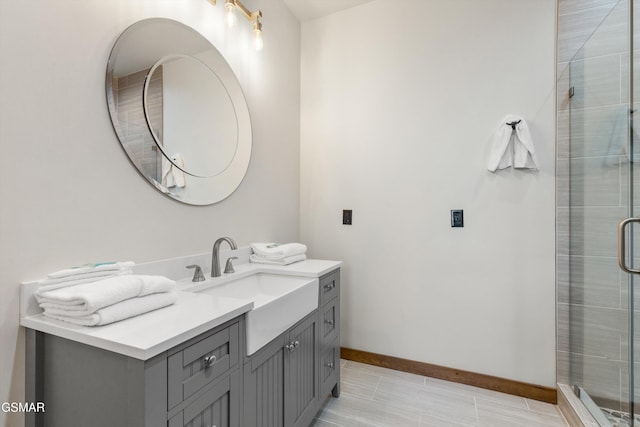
[301,0,557,387]
[0,1,300,426]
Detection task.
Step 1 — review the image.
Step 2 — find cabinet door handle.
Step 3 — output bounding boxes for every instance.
[203,354,217,368]
[324,282,335,290]
[325,319,334,326]
[285,341,300,352]
[326,362,335,369]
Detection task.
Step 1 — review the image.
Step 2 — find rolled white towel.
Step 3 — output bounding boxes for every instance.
[43,292,178,326]
[250,254,306,266]
[36,275,175,315]
[251,243,307,260]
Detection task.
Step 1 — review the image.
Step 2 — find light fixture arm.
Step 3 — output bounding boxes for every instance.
[231,0,262,22]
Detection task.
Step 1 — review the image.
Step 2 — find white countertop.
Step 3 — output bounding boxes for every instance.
[20,256,341,360]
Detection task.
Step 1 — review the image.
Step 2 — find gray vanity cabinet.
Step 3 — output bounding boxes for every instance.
[26,268,340,427]
[242,268,340,427]
[26,317,243,427]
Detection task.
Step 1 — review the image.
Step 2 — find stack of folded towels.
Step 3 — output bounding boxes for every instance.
[35,262,177,326]
[250,243,307,266]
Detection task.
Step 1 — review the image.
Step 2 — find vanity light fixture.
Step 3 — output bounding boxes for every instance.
[225,0,236,27]
[208,0,263,50]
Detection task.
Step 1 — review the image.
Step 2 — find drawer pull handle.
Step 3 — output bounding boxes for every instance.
[285,340,300,352]
[325,319,334,326]
[324,282,335,291]
[203,355,217,368]
[326,362,335,369]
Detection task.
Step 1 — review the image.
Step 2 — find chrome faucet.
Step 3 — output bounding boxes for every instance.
[212,237,238,277]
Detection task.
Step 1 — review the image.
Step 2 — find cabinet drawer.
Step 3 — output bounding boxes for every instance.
[319,269,339,305]
[168,322,239,410]
[320,299,338,348]
[320,338,340,397]
[168,370,240,427]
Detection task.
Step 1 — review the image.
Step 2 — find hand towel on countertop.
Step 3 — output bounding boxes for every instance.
[43,292,178,326]
[487,115,539,172]
[37,269,133,293]
[47,261,135,279]
[251,243,307,260]
[35,275,176,315]
[249,254,307,266]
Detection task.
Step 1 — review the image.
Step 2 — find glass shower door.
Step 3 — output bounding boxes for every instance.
[567,0,636,424]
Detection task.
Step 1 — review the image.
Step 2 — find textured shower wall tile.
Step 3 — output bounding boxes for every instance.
[557,158,569,208]
[568,256,622,308]
[572,0,628,62]
[618,51,640,104]
[557,255,569,303]
[557,110,569,159]
[570,157,621,206]
[566,105,628,159]
[558,4,620,62]
[557,303,570,354]
[619,310,640,364]
[557,350,570,385]
[557,63,571,112]
[569,352,624,406]
[557,207,570,256]
[569,206,627,257]
[559,0,618,16]
[567,304,626,360]
[569,54,622,109]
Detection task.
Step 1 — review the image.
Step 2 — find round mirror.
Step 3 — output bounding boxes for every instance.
[106,18,252,205]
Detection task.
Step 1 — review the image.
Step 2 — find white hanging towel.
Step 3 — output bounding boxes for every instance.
[487,115,539,172]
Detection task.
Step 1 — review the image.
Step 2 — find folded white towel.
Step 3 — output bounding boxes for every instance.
[47,261,135,279]
[251,243,307,260]
[36,275,175,315]
[43,292,178,326]
[250,254,307,266]
[487,115,539,172]
[37,270,132,293]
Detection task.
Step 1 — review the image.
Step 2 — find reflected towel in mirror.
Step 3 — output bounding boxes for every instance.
[162,153,186,188]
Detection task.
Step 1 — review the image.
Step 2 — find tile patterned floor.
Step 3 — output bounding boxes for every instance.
[312,360,569,427]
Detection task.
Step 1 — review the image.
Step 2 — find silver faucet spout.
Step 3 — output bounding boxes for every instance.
[212,237,238,277]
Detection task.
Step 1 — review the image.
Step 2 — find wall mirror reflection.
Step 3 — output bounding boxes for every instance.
[106,18,251,205]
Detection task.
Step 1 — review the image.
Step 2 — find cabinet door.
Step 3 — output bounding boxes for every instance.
[285,312,319,427]
[243,334,286,427]
[168,370,240,427]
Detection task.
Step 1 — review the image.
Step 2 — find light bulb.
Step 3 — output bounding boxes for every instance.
[254,29,263,50]
[225,3,236,27]
[253,20,263,51]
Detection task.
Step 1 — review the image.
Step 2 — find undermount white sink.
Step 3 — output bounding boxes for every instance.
[193,273,319,355]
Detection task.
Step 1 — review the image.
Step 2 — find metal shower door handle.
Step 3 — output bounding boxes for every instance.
[618,217,640,274]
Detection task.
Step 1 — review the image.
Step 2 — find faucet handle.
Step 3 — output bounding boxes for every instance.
[186,264,206,282]
[224,257,238,274]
